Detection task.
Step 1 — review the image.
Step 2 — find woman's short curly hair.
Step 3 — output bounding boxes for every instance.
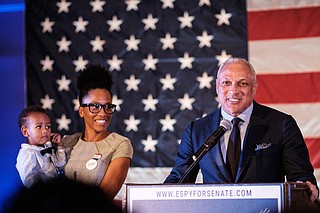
[77,64,113,104]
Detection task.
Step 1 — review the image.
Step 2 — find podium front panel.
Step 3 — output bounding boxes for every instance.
[123,183,284,213]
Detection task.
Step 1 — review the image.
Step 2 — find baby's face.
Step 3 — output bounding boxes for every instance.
[23,112,52,146]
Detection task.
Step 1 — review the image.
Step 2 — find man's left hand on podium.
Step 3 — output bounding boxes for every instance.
[305,181,319,202]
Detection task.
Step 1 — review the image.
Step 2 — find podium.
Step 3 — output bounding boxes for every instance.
[122,182,320,213]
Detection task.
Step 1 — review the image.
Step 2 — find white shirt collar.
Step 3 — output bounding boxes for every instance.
[221,103,253,124]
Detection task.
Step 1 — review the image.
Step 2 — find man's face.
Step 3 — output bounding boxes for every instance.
[216,61,258,117]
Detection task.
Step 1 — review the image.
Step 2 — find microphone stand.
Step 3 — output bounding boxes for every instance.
[178,137,220,184]
[177,119,231,184]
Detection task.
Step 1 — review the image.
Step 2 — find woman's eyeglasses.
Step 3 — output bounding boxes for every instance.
[80,103,117,114]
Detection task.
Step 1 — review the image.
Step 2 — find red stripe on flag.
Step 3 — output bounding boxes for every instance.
[248,2,320,185]
[255,72,320,104]
[306,138,320,169]
[248,7,320,40]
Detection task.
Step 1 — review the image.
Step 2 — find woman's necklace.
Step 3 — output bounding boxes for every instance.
[85,142,102,171]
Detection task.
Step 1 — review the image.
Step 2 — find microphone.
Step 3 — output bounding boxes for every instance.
[192,119,232,161]
[178,119,232,183]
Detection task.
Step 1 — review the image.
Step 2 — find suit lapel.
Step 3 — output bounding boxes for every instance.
[236,102,269,182]
[212,143,233,182]
[207,110,233,182]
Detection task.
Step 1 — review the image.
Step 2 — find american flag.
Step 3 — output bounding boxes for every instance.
[247,0,320,187]
[26,0,320,186]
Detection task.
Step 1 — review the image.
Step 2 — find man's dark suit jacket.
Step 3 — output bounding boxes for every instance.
[164,101,317,186]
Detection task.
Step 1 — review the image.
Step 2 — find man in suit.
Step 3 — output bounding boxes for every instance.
[164,57,319,202]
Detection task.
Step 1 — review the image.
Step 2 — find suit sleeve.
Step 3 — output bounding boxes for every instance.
[282,115,317,186]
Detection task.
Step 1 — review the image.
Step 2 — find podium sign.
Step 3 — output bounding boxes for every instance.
[123,183,284,213]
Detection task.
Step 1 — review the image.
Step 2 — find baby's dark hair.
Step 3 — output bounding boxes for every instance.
[77,64,113,104]
[18,105,50,128]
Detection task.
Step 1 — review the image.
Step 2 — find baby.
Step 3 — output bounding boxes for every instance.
[16,105,67,188]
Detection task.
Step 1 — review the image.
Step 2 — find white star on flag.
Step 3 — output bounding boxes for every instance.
[199,0,211,6]
[216,49,232,66]
[56,0,71,13]
[197,31,214,48]
[41,17,55,33]
[124,74,141,91]
[73,17,89,33]
[160,33,177,50]
[124,114,141,132]
[142,54,158,71]
[125,0,140,11]
[160,114,176,131]
[142,94,159,111]
[40,94,55,110]
[73,56,89,72]
[124,35,141,51]
[141,135,158,152]
[161,0,175,9]
[160,73,176,90]
[107,15,123,32]
[215,8,232,26]
[142,14,159,30]
[57,36,71,52]
[90,36,106,52]
[72,99,79,111]
[197,72,214,89]
[178,93,195,110]
[178,11,194,29]
[107,55,123,71]
[40,55,54,71]
[178,52,194,69]
[90,0,106,13]
[112,95,123,112]
[56,114,72,131]
[56,75,71,92]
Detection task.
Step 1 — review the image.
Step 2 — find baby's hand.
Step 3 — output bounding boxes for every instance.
[51,133,62,146]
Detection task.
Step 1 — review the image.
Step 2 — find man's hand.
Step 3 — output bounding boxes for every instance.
[306,181,319,202]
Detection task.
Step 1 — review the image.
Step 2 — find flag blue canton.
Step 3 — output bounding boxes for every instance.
[26,0,247,167]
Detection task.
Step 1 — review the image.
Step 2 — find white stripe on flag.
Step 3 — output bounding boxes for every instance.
[247,0,320,11]
[249,37,320,74]
[264,103,320,138]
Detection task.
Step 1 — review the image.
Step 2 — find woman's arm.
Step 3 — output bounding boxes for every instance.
[99,157,131,199]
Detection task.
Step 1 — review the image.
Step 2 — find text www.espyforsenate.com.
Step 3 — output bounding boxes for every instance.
[155,189,253,198]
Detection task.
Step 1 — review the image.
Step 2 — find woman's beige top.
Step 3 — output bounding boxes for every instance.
[63,132,133,186]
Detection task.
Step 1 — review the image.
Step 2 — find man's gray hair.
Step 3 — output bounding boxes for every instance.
[217,57,257,82]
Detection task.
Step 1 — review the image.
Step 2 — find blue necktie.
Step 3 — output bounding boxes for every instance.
[226,117,242,182]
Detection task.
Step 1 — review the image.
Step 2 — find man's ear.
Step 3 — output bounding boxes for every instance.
[215,79,220,95]
[253,81,258,95]
[21,126,29,137]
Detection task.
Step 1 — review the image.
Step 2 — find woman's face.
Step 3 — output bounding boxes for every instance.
[79,88,113,135]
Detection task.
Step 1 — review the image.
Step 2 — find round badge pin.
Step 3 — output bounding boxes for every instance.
[85,154,102,170]
[86,159,98,170]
